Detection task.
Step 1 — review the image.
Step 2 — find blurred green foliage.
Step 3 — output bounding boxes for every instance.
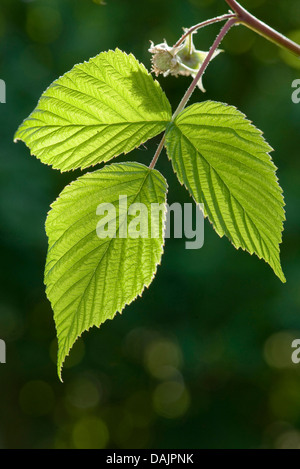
[0,0,300,449]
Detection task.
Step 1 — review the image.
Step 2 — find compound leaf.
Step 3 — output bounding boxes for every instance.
[15,49,172,171]
[165,101,285,282]
[45,162,167,379]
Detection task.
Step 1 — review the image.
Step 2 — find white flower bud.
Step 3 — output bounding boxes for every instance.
[149,32,222,92]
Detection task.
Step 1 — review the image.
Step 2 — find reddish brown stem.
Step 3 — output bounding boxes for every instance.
[173,13,236,49]
[149,18,238,170]
[225,0,300,56]
[173,18,237,120]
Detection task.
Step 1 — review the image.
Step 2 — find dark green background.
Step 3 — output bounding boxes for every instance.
[0,0,300,449]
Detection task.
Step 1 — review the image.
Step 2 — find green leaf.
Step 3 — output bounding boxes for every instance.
[165,101,285,282]
[14,49,172,171]
[45,162,167,379]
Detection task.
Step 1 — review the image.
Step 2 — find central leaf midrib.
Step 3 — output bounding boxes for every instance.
[177,128,282,252]
[57,168,157,353]
[21,120,170,130]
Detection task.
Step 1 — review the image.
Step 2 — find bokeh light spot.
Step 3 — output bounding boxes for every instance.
[152,381,190,419]
[144,339,183,379]
[264,331,299,369]
[72,417,109,449]
[26,6,62,44]
[275,430,300,449]
[66,376,101,409]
